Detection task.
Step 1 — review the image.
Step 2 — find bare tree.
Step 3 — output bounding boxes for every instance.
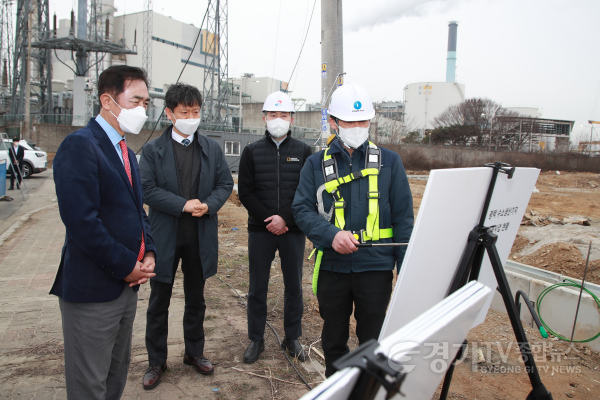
[370,114,417,145]
[432,98,524,148]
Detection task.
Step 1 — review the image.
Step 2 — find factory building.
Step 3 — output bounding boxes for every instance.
[404,82,466,131]
[51,8,218,121]
[404,22,466,133]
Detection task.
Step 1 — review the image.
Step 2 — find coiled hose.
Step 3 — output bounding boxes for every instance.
[536,278,600,343]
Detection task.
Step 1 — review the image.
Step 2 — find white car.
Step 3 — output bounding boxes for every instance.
[0,139,48,178]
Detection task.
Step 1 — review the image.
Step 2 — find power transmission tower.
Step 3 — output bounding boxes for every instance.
[0,0,13,97]
[201,0,230,128]
[29,0,136,126]
[10,0,53,119]
[142,0,152,85]
[87,0,103,84]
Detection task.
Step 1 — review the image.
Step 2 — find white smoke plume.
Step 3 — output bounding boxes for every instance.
[344,0,464,31]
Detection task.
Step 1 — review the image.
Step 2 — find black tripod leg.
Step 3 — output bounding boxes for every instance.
[448,229,480,296]
[485,239,553,400]
[439,340,467,400]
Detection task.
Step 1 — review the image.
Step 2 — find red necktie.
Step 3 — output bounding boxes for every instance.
[119,140,145,262]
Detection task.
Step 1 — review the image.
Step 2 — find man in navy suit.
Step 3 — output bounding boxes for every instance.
[51,66,157,400]
[8,137,25,189]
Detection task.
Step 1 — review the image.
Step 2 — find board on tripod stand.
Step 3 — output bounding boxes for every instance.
[300,164,551,400]
[381,166,540,339]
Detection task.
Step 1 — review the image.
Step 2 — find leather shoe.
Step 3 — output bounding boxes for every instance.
[8,187,13,190]
[243,340,265,364]
[143,364,167,390]
[281,338,307,362]
[183,354,214,375]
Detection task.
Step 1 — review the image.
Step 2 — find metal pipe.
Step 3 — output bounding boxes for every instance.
[355,243,408,248]
[570,241,592,342]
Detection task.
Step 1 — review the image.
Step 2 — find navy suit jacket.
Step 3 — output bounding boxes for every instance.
[50,118,156,303]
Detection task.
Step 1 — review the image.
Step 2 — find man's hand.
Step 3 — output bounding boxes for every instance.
[184,199,202,213]
[332,231,359,254]
[265,215,288,235]
[191,203,209,218]
[134,252,156,286]
[124,256,156,287]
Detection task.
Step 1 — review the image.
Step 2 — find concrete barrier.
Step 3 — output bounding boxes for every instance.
[490,261,600,351]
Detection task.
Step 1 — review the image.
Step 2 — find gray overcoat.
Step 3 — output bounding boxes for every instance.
[139,127,234,283]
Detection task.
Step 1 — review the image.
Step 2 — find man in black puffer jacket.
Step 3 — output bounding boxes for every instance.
[238,91,312,363]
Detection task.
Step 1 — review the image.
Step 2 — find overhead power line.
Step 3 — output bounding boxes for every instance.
[286,0,317,92]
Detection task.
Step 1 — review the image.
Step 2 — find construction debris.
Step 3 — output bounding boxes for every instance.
[521,209,591,226]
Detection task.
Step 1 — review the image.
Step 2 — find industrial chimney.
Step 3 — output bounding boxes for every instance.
[445,21,458,83]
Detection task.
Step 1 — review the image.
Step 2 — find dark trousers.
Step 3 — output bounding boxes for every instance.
[247,231,305,342]
[317,269,393,377]
[145,227,206,367]
[9,164,21,188]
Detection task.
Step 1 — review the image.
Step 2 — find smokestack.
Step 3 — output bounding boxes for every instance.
[446,21,458,83]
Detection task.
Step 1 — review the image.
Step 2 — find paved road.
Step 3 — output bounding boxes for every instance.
[0,170,53,227]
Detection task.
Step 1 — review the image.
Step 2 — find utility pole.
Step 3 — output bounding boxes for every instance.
[239,77,242,133]
[24,12,32,140]
[320,0,343,140]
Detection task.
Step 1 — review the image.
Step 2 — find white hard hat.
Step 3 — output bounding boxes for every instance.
[262,91,295,113]
[328,83,375,121]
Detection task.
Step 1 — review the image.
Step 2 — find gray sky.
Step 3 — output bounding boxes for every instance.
[49,0,600,140]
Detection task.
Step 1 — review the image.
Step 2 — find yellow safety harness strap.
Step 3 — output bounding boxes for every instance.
[352,228,393,242]
[324,168,379,231]
[312,248,324,296]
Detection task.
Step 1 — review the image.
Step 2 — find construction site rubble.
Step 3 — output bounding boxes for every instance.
[521,209,591,226]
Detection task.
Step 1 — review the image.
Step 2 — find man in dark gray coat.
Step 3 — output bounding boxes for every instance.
[139,83,233,390]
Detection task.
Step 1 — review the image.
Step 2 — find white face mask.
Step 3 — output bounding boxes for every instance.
[173,116,201,136]
[266,117,290,138]
[109,96,148,135]
[336,123,370,149]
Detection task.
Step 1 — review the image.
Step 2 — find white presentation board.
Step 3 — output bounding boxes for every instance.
[300,281,492,400]
[380,167,540,340]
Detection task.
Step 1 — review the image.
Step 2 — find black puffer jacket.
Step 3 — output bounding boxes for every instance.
[239,131,312,233]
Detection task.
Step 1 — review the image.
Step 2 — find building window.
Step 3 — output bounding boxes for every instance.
[225,141,241,156]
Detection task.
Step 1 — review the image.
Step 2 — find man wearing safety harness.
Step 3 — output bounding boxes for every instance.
[238,91,312,363]
[292,83,414,377]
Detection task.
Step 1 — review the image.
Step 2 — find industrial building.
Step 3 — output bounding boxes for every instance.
[404,81,466,131]
[401,21,573,151]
